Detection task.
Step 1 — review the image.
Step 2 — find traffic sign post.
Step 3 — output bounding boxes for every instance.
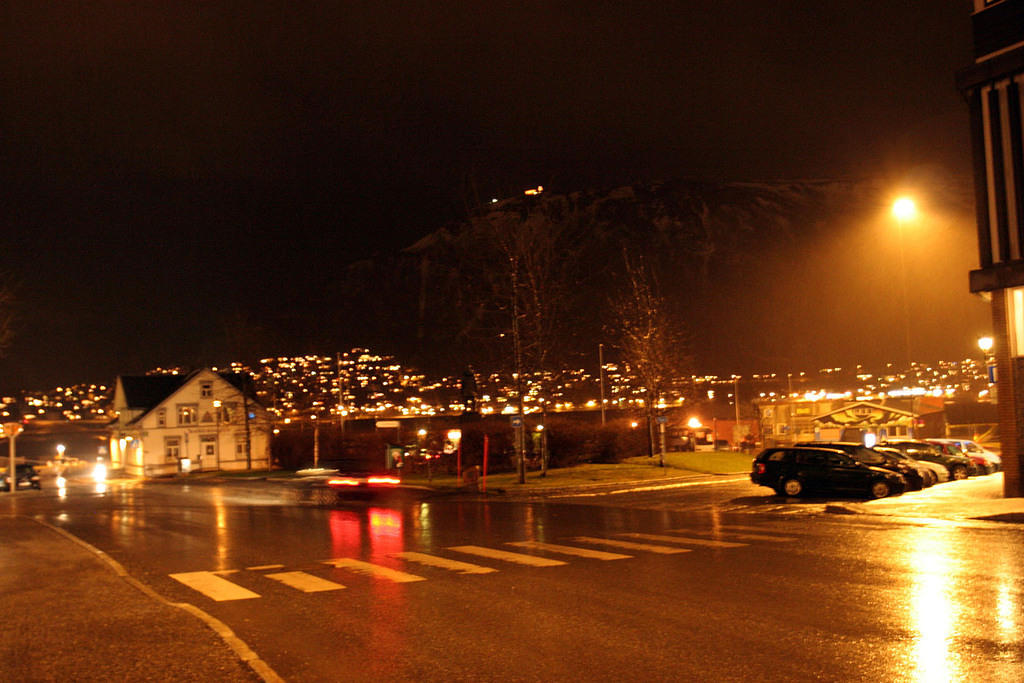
[3,423,24,494]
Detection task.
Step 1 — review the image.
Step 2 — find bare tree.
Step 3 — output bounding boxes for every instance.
[456,195,589,481]
[610,252,691,465]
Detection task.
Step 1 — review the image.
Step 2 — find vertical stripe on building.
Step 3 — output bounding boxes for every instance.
[972,87,994,267]
[1008,79,1024,258]
[989,87,1011,262]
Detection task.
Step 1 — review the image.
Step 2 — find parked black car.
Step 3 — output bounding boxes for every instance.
[1,464,42,491]
[751,446,905,499]
[795,441,929,491]
[876,440,972,480]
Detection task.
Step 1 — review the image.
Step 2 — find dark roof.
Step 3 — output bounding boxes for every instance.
[119,374,190,411]
[118,370,259,415]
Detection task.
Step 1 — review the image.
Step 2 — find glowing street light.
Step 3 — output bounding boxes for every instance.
[978,336,994,354]
[892,196,917,222]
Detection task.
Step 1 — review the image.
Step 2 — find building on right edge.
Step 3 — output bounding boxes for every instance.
[958,0,1024,496]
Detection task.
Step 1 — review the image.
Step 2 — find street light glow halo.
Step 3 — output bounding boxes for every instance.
[892,196,917,221]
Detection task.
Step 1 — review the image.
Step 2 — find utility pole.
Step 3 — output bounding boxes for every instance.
[4,421,23,493]
[336,351,346,434]
[240,373,252,470]
[599,343,607,426]
[734,375,741,450]
[511,260,526,485]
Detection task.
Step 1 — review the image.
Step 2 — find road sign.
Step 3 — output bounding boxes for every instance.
[656,416,667,425]
[2,423,22,438]
[510,415,523,428]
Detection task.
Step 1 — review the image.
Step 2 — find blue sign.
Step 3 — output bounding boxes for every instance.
[511,415,523,428]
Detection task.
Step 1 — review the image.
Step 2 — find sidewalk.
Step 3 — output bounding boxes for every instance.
[0,515,269,682]
[827,472,1024,524]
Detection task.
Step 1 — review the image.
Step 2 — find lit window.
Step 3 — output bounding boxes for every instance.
[177,404,198,425]
[1008,287,1024,357]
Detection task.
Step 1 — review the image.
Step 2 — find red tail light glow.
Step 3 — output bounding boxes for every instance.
[367,476,401,486]
[755,463,766,474]
[328,478,361,487]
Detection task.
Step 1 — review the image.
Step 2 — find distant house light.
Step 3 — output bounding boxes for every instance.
[524,185,543,195]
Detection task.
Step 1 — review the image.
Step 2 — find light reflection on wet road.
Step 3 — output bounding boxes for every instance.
[4,478,1023,681]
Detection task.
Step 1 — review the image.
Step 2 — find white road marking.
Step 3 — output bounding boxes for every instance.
[265,571,346,592]
[569,536,691,554]
[391,551,498,574]
[247,564,286,571]
[322,558,426,583]
[448,545,567,567]
[621,532,747,548]
[507,541,631,560]
[169,571,261,601]
[677,529,797,543]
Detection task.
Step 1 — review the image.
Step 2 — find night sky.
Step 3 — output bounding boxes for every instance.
[0,1,988,392]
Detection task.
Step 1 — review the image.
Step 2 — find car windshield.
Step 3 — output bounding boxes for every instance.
[887,442,940,457]
[960,442,983,454]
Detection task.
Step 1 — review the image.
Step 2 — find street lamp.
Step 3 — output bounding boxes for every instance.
[892,196,918,370]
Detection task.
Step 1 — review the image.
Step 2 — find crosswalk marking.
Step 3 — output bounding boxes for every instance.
[506,541,631,561]
[569,536,690,554]
[621,533,747,549]
[247,564,286,571]
[688,530,796,543]
[322,558,426,583]
[709,524,793,534]
[266,571,346,592]
[169,571,261,601]
[391,551,498,574]
[448,545,567,567]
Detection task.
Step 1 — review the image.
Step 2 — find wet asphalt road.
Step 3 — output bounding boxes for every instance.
[5,477,1024,682]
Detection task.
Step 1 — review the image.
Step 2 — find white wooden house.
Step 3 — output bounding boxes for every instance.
[108,369,271,477]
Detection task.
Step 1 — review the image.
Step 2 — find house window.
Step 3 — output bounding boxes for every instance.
[157,408,166,427]
[200,381,213,398]
[177,404,198,425]
[165,437,181,461]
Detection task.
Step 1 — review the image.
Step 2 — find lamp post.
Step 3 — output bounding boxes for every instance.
[892,197,917,370]
[212,400,222,470]
[3,422,23,494]
[311,414,319,469]
[598,343,607,426]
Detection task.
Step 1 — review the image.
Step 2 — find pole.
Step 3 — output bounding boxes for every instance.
[734,376,741,449]
[659,420,666,468]
[897,217,912,369]
[599,343,607,426]
[7,431,16,494]
[482,435,489,492]
[511,261,526,485]
[312,415,320,469]
[337,351,346,434]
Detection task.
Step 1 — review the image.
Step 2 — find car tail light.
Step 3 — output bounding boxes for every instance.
[367,476,400,486]
[328,478,360,487]
[754,463,766,475]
